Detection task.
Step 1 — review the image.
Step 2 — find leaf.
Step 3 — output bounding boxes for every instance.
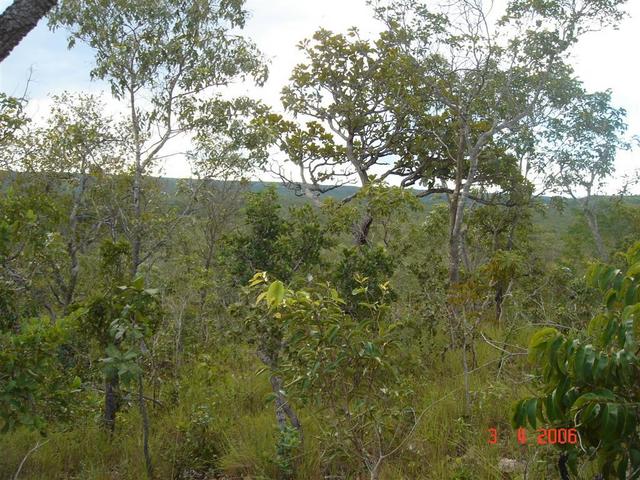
[572,345,586,382]
[627,262,640,278]
[255,291,267,305]
[529,327,560,363]
[629,449,640,478]
[617,454,629,480]
[104,344,121,359]
[600,403,620,440]
[625,283,639,306]
[571,389,616,413]
[583,346,596,382]
[593,353,609,382]
[266,280,285,307]
[526,398,538,429]
[249,272,267,287]
[512,399,526,428]
[326,325,340,343]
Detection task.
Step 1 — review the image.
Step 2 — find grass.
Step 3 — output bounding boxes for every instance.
[0,322,561,480]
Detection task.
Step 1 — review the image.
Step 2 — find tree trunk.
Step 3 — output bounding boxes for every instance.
[447,133,467,285]
[461,327,471,417]
[131,168,142,276]
[353,212,373,246]
[63,170,88,313]
[104,374,120,433]
[494,285,504,323]
[270,374,302,437]
[138,374,153,479]
[369,462,381,480]
[257,349,303,441]
[129,86,143,278]
[0,0,57,62]
[584,207,607,261]
[558,452,570,480]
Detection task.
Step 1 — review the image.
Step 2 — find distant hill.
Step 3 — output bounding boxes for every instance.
[158,176,640,208]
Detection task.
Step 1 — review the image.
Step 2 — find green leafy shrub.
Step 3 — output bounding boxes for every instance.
[0,314,80,433]
[514,242,640,478]
[250,274,414,480]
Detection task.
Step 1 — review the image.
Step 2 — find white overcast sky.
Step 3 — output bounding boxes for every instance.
[0,0,639,192]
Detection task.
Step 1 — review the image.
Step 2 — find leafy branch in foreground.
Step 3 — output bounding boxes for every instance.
[514,242,640,479]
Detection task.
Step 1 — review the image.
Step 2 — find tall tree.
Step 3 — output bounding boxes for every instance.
[539,89,628,261]
[263,28,417,244]
[18,93,124,313]
[50,0,267,277]
[375,0,629,284]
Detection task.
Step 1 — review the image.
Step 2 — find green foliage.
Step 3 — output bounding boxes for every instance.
[0,93,28,151]
[224,188,331,284]
[515,242,640,478]
[50,0,267,105]
[0,0,636,478]
[86,277,161,385]
[274,425,301,479]
[171,404,222,477]
[249,275,414,477]
[333,245,396,315]
[99,239,131,287]
[0,314,80,433]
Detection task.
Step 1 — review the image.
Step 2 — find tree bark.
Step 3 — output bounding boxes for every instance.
[0,0,57,62]
[63,169,88,313]
[138,374,153,479]
[447,131,467,285]
[558,452,570,480]
[104,374,120,433]
[129,85,143,278]
[584,207,607,261]
[353,212,373,246]
[257,349,303,441]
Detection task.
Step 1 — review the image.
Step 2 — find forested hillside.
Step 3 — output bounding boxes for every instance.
[1,0,640,479]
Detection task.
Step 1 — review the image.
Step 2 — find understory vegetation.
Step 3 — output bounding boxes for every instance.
[1,0,639,479]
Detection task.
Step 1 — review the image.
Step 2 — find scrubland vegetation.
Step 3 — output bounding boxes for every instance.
[1,0,640,478]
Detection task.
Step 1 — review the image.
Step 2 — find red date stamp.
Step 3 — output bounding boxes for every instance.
[488,427,578,446]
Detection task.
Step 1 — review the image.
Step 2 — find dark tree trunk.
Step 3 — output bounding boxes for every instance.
[353,213,373,246]
[0,0,57,62]
[138,374,153,479]
[558,452,570,480]
[104,374,120,433]
[495,283,504,323]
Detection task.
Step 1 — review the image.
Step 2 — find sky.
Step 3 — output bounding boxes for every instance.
[0,0,639,192]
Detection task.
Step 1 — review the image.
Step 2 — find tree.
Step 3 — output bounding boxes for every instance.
[50,0,267,277]
[249,275,414,480]
[375,0,628,285]
[81,265,161,476]
[0,0,57,62]
[17,93,125,313]
[0,92,28,154]
[261,28,417,244]
[541,89,629,261]
[0,314,78,434]
[224,187,330,286]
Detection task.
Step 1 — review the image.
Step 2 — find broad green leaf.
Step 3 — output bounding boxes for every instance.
[266,280,285,307]
[529,328,560,362]
[526,398,538,429]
